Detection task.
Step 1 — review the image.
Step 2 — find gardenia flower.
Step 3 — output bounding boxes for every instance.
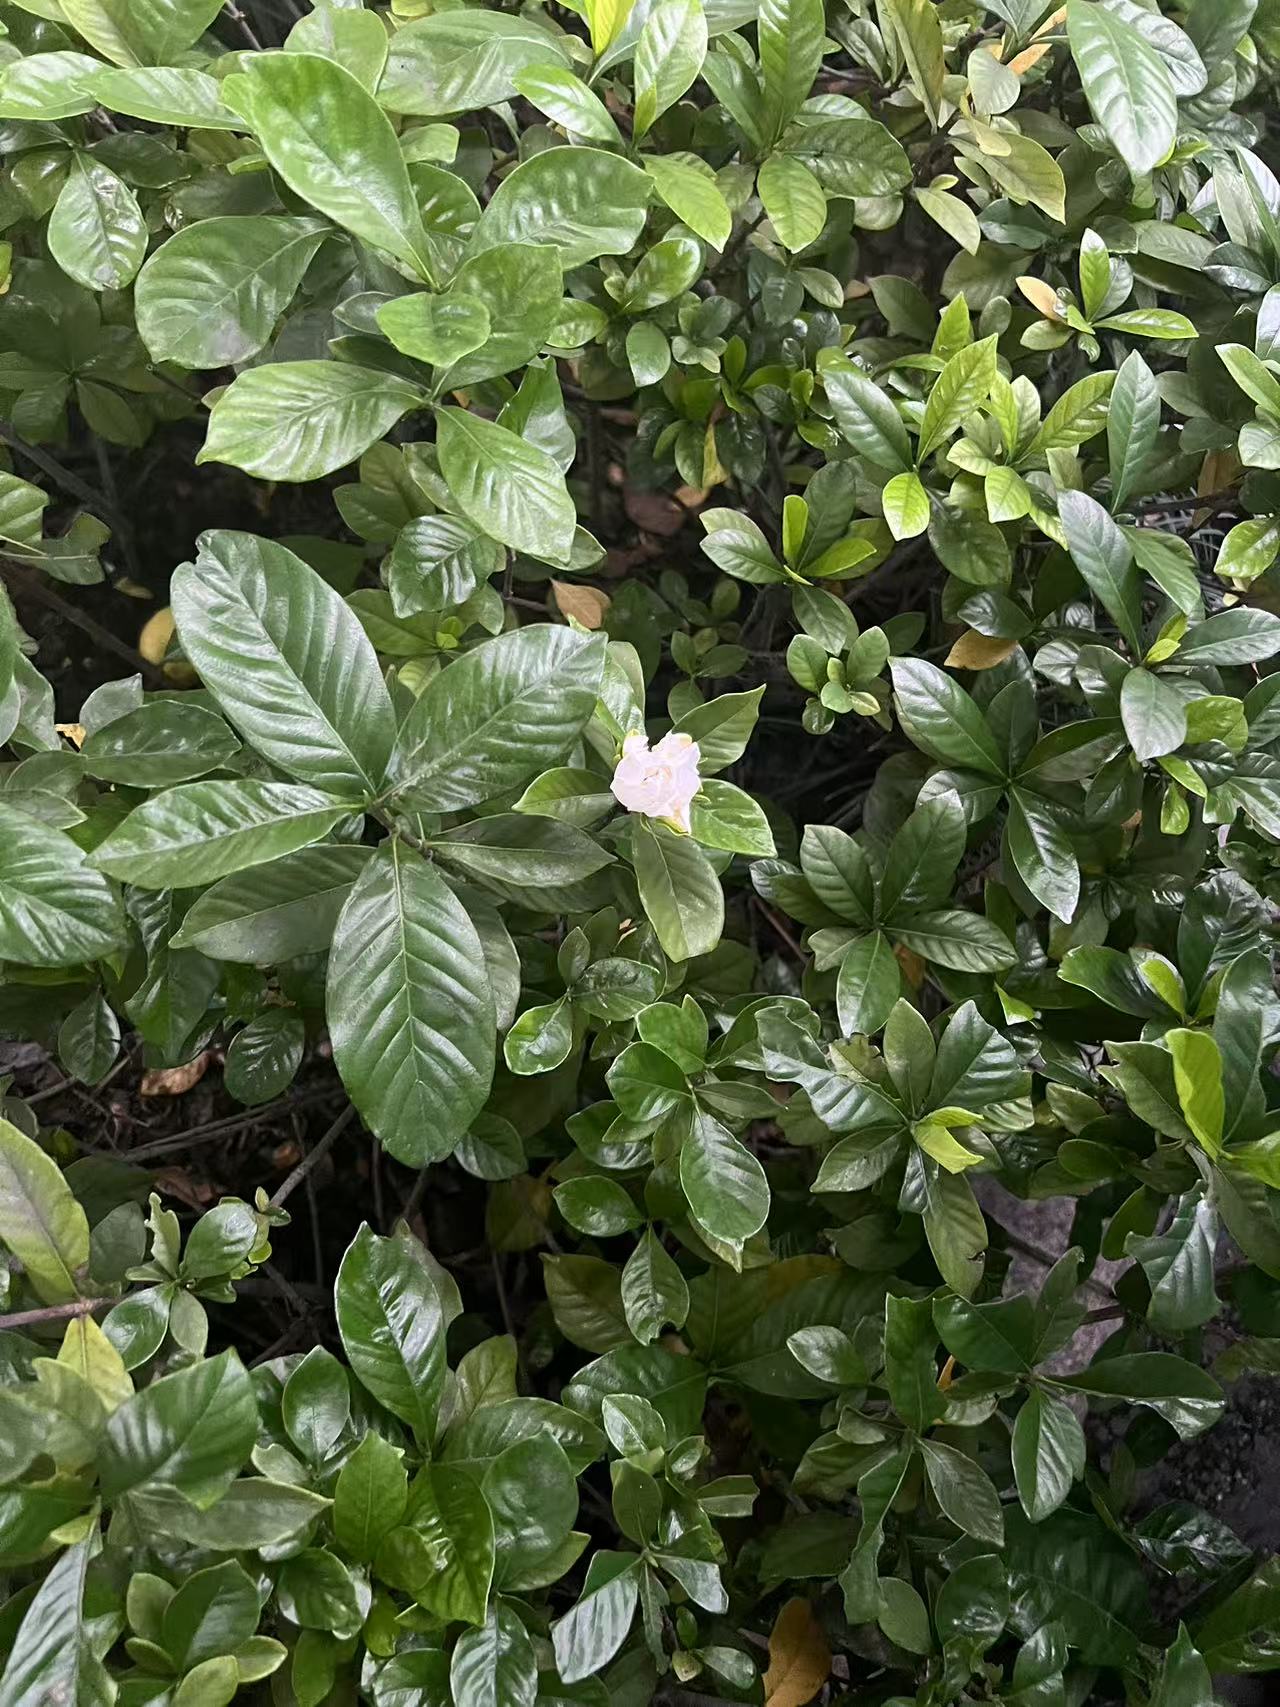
[610,730,702,833]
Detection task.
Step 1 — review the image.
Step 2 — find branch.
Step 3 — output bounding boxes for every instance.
[0,1296,110,1331]
[0,562,167,689]
[269,1106,358,1207]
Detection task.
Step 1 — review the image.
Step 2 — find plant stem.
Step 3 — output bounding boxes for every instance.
[269,1106,358,1207]
[0,562,167,688]
[0,1296,109,1331]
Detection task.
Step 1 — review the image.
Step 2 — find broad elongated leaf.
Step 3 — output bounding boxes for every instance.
[632,819,724,962]
[90,780,351,889]
[171,845,373,964]
[680,1112,770,1244]
[47,153,145,291]
[0,1118,90,1305]
[221,53,437,281]
[1012,1388,1086,1521]
[0,803,125,967]
[435,408,576,562]
[199,363,423,483]
[135,216,328,368]
[327,845,496,1164]
[173,531,396,796]
[99,1349,257,1508]
[1066,0,1177,177]
[758,0,824,142]
[389,624,605,809]
[470,147,651,269]
[378,11,572,115]
[0,1534,90,1707]
[335,1223,446,1444]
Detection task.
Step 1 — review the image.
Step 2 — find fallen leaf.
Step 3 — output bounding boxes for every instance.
[945,630,1019,669]
[624,487,686,537]
[551,580,611,629]
[154,1167,214,1209]
[1008,41,1051,75]
[138,607,175,665]
[763,1598,830,1707]
[1016,275,1065,322]
[140,1052,211,1097]
[56,723,86,748]
[895,944,927,988]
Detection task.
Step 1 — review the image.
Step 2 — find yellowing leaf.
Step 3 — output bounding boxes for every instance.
[57,1315,132,1411]
[1008,41,1052,75]
[1017,275,1065,321]
[551,581,611,629]
[945,630,1019,670]
[584,0,635,57]
[1033,4,1068,36]
[138,606,175,664]
[763,1598,829,1707]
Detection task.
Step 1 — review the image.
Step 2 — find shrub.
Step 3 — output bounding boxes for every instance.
[2,0,1280,1701]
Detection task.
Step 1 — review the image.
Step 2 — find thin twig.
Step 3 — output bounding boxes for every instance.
[0,563,166,688]
[269,1106,358,1208]
[0,423,115,519]
[0,1296,109,1331]
[223,4,266,50]
[125,1086,345,1161]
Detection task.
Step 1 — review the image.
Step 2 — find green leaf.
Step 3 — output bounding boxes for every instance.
[471,147,651,269]
[61,0,223,64]
[58,992,119,1084]
[1058,1352,1223,1440]
[0,51,102,121]
[836,931,901,1036]
[643,154,732,248]
[758,0,824,143]
[890,658,1005,775]
[1031,370,1116,452]
[135,216,328,369]
[882,471,931,540]
[90,780,350,889]
[680,1111,770,1244]
[919,1437,1004,1544]
[388,625,605,809]
[632,819,724,962]
[451,1604,537,1707]
[1126,1191,1220,1332]
[0,803,124,967]
[881,0,946,122]
[336,1224,446,1445]
[1108,349,1161,512]
[379,12,572,116]
[1066,0,1177,176]
[334,1430,409,1561]
[80,700,239,787]
[1012,1388,1086,1521]
[327,845,495,1165]
[162,1561,259,1670]
[515,63,622,144]
[0,1117,90,1305]
[224,1009,305,1106]
[47,153,145,291]
[555,1177,644,1238]
[1121,668,1187,762]
[173,531,396,798]
[171,845,372,964]
[822,362,913,472]
[100,1349,257,1508]
[688,778,775,856]
[88,65,241,127]
[551,1551,641,1683]
[222,53,437,281]
[377,293,491,367]
[0,1534,89,1707]
[633,0,708,139]
[435,407,576,562]
[918,336,999,461]
[622,1229,690,1343]
[199,363,423,483]
[1006,789,1080,923]
[883,1294,944,1431]
[1166,1028,1224,1155]
[757,153,826,252]
[403,1463,495,1624]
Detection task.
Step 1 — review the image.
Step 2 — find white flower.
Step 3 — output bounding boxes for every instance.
[610,730,702,833]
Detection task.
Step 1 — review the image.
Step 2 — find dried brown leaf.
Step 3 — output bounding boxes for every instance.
[140,1052,211,1098]
[763,1598,830,1707]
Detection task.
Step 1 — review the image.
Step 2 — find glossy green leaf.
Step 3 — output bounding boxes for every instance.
[327,845,495,1165]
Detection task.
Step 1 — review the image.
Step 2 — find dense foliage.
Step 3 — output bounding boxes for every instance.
[3,0,1280,1702]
